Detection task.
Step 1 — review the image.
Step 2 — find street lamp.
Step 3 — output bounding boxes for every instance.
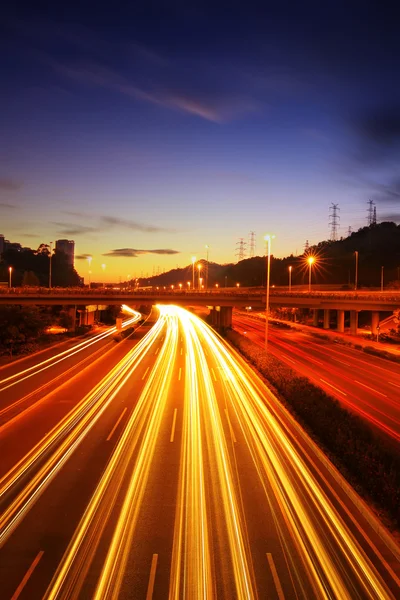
[264,234,275,351]
[197,263,202,290]
[236,283,240,288]
[354,251,358,291]
[187,281,191,290]
[179,283,182,291]
[288,265,292,292]
[307,256,315,293]
[87,256,92,289]
[49,241,53,289]
[205,244,209,290]
[191,256,196,290]
[8,266,12,289]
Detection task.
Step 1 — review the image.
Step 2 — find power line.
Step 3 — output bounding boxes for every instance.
[329,203,340,241]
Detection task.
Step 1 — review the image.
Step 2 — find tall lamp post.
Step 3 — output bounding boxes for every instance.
[101,263,106,288]
[354,251,358,291]
[205,245,209,290]
[87,256,92,289]
[307,256,315,293]
[197,263,202,291]
[191,256,196,290]
[288,265,292,292]
[8,266,12,289]
[264,234,275,351]
[49,241,53,289]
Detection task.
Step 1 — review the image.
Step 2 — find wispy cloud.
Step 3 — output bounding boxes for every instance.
[103,248,180,258]
[52,222,99,236]
[100,216,171,233]
[75,253,93,260]
[0,179,22,191]
[59,212,171,234]
[0,202,17,209]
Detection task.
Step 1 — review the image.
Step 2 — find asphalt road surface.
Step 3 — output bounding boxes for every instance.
[0,306,399,599]
[233,312,400,443]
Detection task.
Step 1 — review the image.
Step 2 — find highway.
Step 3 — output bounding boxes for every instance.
[0,306,399,598]
[233,312,400,443]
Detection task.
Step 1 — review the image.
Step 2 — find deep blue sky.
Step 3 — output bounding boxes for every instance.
[1,1,399,280]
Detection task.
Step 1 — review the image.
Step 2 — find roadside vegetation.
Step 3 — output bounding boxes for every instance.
[226,329,400,530]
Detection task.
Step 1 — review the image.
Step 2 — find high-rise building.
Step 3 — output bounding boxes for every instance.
[55,239,75,267]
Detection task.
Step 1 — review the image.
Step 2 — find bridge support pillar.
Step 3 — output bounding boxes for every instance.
[371,311,379,336]
[220,306,232,329]
[68,306,76,332]
[350,310,358,335]
[337,310,345,333]
[323,309,330,329]
[78,309,87,326]
[313,309,319,327]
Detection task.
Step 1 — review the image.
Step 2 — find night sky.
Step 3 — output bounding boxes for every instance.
[1,1,399,281]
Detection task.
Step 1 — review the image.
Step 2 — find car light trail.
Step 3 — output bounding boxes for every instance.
[0,310,159,549]
[0,311,142,393]
[187,310,397,598]
[3,305,398,598]
[44,306,179,599]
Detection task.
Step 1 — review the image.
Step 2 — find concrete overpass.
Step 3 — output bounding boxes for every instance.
[1,289,399,335]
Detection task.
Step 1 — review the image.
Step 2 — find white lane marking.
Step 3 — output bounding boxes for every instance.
[320,379,347,396]
[224,408,237,443]
[170,409,177,443]
[335,359,352,367]
[11,550,44,600]
[354,380,388,397]
[180,347,183,355]
[155,347,160,355]
[178,367,182,381]
[211,367,217,381]
[146,554,158,600]
[266,553,285,600]
[142,366,150,380]
[106,408,127,441]
[389,381,400,388]
[284,357,296,364]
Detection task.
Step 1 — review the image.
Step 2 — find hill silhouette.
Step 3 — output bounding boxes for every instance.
[139,222,400,289]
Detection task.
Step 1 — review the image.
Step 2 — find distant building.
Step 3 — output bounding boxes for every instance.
[56,239,75,267]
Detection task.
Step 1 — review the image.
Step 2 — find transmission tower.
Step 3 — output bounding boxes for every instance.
[329,203,340,241]
[373,205,377,225]
[235,238,246,262]
[367,199,375,226]
[304,240,309,252]
[248,231,256,257]
[347,226,352,236]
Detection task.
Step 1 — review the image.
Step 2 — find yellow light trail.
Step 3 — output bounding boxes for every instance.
[0,311,141,393]
[0,310,159,549]
[4,305,398,598]
[44,306,178,599]
[179,308,398,599]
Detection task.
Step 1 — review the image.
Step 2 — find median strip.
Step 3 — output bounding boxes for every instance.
[11,550,44,600]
